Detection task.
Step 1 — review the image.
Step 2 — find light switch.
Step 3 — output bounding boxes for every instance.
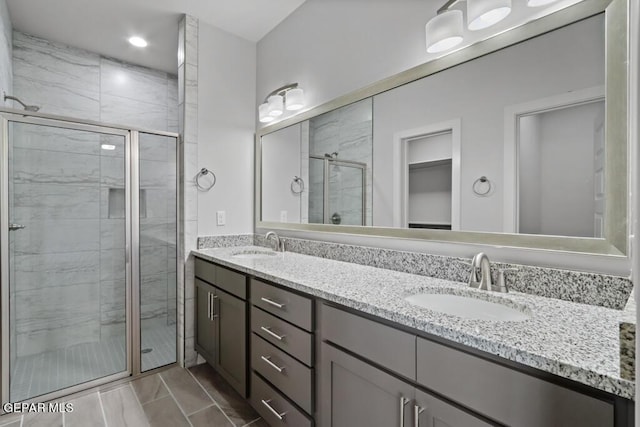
[280,210,288,222]
[216,210,226,226]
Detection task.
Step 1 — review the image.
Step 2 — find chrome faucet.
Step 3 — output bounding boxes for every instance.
[265,231,284,252]
[467,253,512,293]
[469,253,493,291]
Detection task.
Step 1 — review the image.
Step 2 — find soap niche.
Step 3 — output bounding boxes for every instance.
[108,188,147,218]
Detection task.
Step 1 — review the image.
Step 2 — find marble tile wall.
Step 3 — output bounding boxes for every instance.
[11,31,179,356]
[308,98,373,226]
[0,0,12,99]
[179,16,199,368]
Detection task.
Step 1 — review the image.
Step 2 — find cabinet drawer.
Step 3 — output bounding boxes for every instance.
[251,334,313,414]
[320,304,415,380]
[250,372,313,427]
[251,279,312,331]
[416,337,614,427]
[251,306,313,366]
[216,264,247,300]
[195,258,247,300]
[195,257,216,284]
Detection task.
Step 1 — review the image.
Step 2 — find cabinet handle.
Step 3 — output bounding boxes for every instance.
[261,399,286,421]
[413,404,425,427]
[399,396,409,427]
[261,355,285,373]
[208,292,213,321]
[261,297,285,309]
[212,294,219,319]
[261,326,285,341]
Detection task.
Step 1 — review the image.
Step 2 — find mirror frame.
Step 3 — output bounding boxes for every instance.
[255,0,628,256]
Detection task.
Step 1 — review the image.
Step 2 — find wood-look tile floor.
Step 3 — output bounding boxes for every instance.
[0,364,269,427]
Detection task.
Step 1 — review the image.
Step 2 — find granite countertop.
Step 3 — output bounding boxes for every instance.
[193,246,635,400]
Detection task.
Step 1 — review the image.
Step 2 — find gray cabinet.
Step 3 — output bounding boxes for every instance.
[249,279,315,426]
[320,342,490,427]
[319,303,622,427]
[216,287,247,396]
[415,337,614,427]
[195,259,248,397]
[195,278,216,361]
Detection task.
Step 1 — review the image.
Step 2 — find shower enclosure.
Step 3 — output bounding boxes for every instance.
[0,109,179,403]
[308,155,366,226]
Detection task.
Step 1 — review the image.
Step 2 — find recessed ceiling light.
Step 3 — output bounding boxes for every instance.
[128,36,148,48]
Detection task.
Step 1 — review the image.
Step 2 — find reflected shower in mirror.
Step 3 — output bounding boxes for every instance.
[262,98,373,226]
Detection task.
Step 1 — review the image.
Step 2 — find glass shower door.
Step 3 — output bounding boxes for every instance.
[139,132,177,372]
[2,118,130,402]
[327,161,365,226]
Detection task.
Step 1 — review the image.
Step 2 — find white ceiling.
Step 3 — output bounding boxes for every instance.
[6,0,306,74]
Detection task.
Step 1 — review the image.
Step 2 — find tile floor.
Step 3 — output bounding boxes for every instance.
[11,323,176,402]
[0,364,269,427]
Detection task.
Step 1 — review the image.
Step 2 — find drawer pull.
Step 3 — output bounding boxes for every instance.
[211,294,219,319]
[261,326,285,341]
[399,396,409,427]
[261,355,285,373]
[261,399,286,420]
[261,297,285,309]
[413,404,425,427]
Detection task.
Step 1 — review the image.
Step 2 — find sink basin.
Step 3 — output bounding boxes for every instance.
[231,250,278,260]
[404,293,530,322]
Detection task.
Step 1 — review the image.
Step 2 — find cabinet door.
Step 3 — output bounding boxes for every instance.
[215,287,247,397]
[414,389,492,427]
[320,343,414,427]
[195,279,216,361]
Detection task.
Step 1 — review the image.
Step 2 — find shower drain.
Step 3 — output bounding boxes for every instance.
[141,348,153,354]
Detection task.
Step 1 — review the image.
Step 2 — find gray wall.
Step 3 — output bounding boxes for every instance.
[257,0,439,123]
[196,22,256,237]
[11,31,178,356]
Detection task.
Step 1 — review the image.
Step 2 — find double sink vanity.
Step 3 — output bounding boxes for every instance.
[192,244,634,427]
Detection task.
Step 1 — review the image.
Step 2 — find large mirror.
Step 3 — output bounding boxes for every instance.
[257,0,628,256]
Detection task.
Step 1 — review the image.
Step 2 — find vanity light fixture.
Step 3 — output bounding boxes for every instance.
[258,83,305,123]
[425,0,512,53]
[467,0,512,31]
[426,9,464,53]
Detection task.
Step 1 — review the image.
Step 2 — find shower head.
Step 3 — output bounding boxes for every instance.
[3,93,40,112]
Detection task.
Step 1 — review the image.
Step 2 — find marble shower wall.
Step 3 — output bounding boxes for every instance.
[0,0,12,98]
[308,98,373,226]
[178,16,199,368]
[11,30,178,356]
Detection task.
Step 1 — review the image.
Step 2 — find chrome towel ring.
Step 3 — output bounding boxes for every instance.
[472,176,492,196]
[291,176,304,194]
[196,168,216,191]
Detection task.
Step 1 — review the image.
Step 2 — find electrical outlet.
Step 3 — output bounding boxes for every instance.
[216,210,226,226]
[280,210,288,222]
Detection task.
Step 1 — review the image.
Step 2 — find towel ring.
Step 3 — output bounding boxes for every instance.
[195,168,216,191]
[291,176,304,194]
[472,176,491,196]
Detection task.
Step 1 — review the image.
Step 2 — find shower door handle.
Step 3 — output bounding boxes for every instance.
[9,223,25,231]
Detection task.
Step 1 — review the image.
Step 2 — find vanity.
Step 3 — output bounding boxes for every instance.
[192,247,634,427]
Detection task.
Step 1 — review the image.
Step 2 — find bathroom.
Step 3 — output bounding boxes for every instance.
[0,0,638,425]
